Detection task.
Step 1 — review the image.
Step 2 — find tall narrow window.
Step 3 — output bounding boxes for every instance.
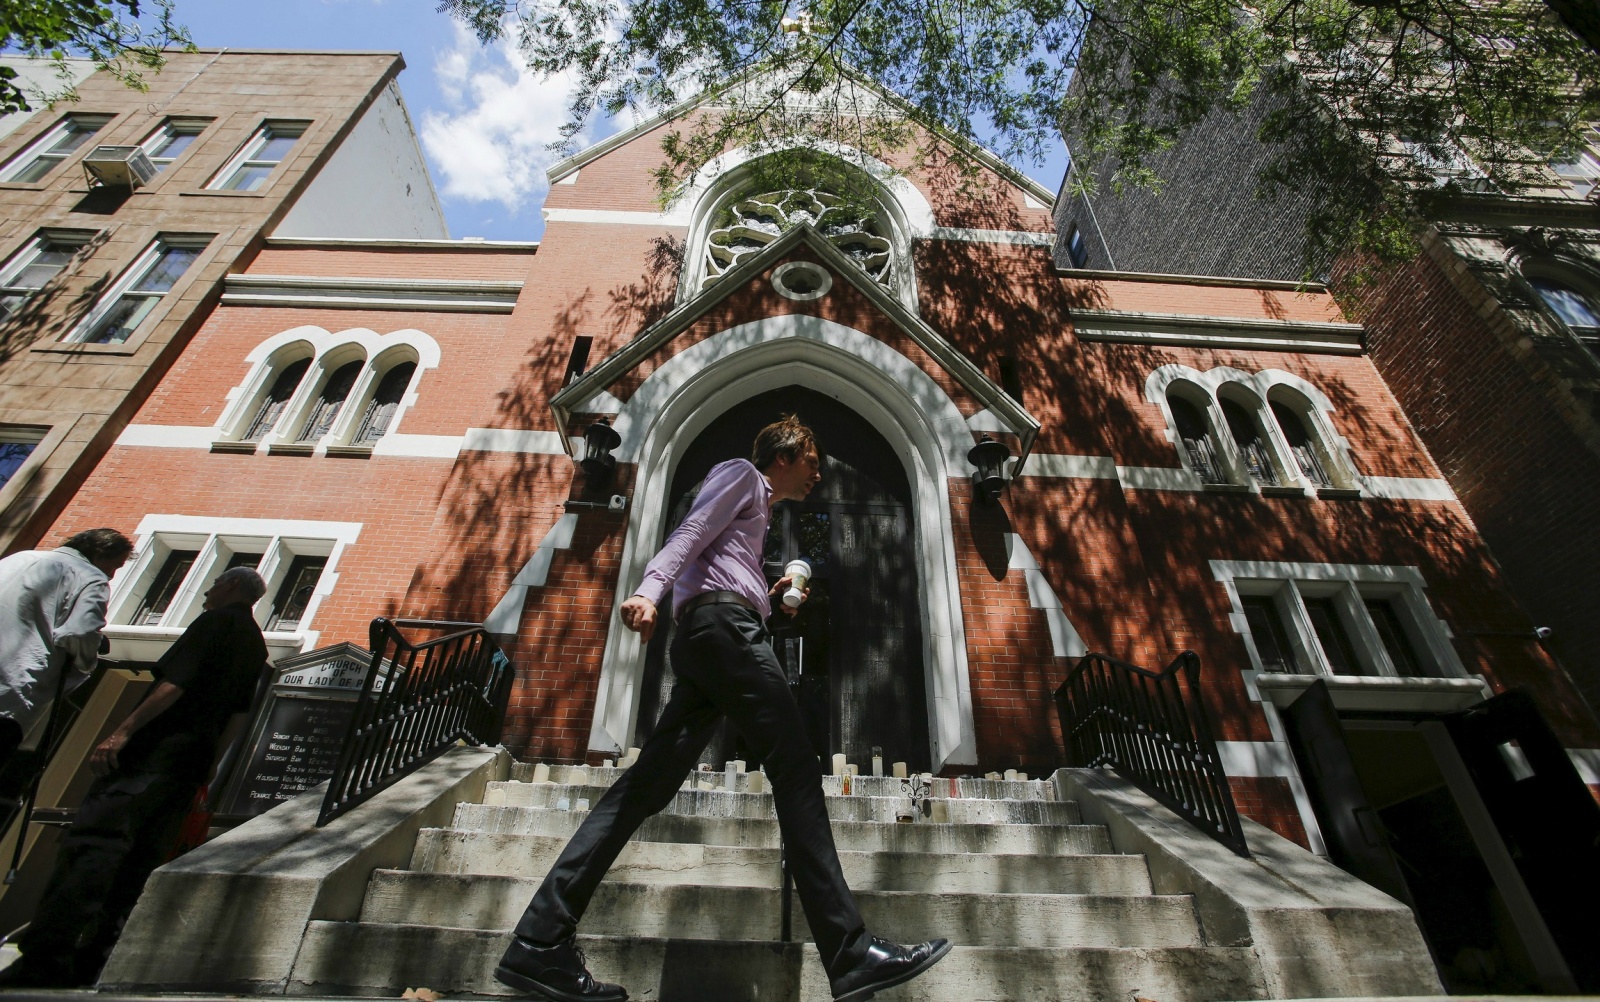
[225,551,262,570]
[1271,401,1334,487]
[563,336,593,387]
[135,549,199,625]
[353,361,416,444]
[141,119,209,172]
[266,555,327,630]
[1366,599,1427,678]
[1221,398,1278,485]
[1065,224,1089,268]
[75,239,205,344]
[242,358,310,442]
[1303,597,1362,675]
[997,356,1024,404]
[1241,595,1301,674]
[208,121,307,192]
[296,360,362,442]
[0,232,91,319]
[0,115,110,183]
[1170,395,1226,484]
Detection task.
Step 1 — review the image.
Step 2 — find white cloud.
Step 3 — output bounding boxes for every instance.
[420,24,590,211]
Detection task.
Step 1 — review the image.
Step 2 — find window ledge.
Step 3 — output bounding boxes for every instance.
[267,443,315,456]
[1202,482,1252,493]
[103,624,305,663]
[1254,672,1489,713]
[324,444,374,459]
[211,440,259,454]
[180,188,269,198]
[1258,485,1309,497]
[1317,487,1363,500]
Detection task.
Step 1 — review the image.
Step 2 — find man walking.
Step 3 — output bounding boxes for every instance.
[0,566,268,988]
[494,415,949,1002]
[0,528,132,770]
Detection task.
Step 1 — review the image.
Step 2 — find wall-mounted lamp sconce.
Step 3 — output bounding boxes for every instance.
[967,434,1012,503]
[580,418,622,491]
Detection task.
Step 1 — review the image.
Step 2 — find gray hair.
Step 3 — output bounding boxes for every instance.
[215,566,267,603]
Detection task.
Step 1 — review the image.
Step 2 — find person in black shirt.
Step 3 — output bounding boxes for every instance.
[0,566,268,988]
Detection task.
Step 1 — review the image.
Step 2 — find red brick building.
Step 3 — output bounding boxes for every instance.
[40,77,1598,920]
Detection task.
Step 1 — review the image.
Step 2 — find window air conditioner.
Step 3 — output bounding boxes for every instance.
[83,145,157,190]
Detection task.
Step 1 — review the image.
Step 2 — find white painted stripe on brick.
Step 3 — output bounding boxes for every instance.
[485,513,580,633]
[1570,748,1600,785]
[1359,475,1456,501]
[543,207,685,227]
[1117,466,1205,491]
[370,434,464,459]
[1023,454,1118,479]
[116,424,217,449]
[461,428,569,455]
[1218,740,1296,778]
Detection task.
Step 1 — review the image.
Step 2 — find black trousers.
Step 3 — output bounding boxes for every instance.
[515,602,869,976]
[17,766,196,977]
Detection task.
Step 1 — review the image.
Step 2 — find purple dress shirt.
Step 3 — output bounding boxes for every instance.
[634,458,774,619]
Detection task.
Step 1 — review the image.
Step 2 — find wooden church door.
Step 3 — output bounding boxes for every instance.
[633,386,930,772]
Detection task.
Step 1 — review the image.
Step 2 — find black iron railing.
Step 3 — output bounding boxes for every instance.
[1055,650,1249,857]
[317,618,515,826]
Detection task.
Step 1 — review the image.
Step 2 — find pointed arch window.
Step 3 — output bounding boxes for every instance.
[353,360,416,444]
[297,360,362,443]
[1169,394,1226,485]
[1220,398,1278,485]
[242,358,310,443]
[1271,400,1335,487]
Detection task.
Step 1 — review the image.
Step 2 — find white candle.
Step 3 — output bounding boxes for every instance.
[725,762,738,792]
[749,771,765,794]
[557,796,571,811]
[985,771,1001,781]
[602,759,614,769]
[1004,769,1018,782]
[532,763,551,783]
[871,755,883,777]
[576,798,590,811]
[832,753,847,777]
[734,759,747,774]
[892,761,908,779]
[1016,772,1029,782]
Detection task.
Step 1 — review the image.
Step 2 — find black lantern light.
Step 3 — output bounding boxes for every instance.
[967,434,1012,503]
[579,417,622,490]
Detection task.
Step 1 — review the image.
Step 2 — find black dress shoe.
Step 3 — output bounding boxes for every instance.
[494,935,628,1002]
[829,935,952,1002]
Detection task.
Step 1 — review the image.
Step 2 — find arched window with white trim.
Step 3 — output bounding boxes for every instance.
[296,359,363,443]
[352,358,417,444]
[1269,396,1336,488]
[1168,389,1228,485]
[240,356,310,443]
[1218,394,1280,485]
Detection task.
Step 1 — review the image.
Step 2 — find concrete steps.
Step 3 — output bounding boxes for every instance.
[288,923,1270,1001]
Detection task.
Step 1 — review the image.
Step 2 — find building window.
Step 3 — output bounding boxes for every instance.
[352,360,416,444]
[133,548,200,625]
[0,115,111,183]
[1529,277,1600,348]
[1066,224,1089,268]
[1220,398,1279,485]
[141,119,209,171]
[1219,562,1462,681]
[1270,400,1336,487]
[70,238,206,344]
[562,336,592,387]
[207,121,308,192]
[296,360,363,442]
[0,427,45,489]
[266,555,327,631]
[1550,128,1600,199]
[1169,394,1227,484]
[241,357,311,442]
[0,232,93,319]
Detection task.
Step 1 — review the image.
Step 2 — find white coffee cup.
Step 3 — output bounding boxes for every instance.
[782,558,812,608]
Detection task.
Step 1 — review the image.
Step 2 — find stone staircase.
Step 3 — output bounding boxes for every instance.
[286,762,1272,1001]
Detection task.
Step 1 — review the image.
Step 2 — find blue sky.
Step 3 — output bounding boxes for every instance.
[174,0,1069,241]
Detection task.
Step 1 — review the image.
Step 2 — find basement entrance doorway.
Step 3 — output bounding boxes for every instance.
[633,386,930,773]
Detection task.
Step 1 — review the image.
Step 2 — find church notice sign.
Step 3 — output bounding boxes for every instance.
[213,642,389,819]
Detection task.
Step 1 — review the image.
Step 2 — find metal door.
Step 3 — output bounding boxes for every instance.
[1281,679,1413,906]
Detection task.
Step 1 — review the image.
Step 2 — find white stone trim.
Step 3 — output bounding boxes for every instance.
[1020,454,1119,479]
[116,424,216,449]
[461,428,569,455]
[1073,308,1364,355]
[1117,466,1206,491]
[221,274,524,312]
[543,207,685,227]
[589,314,980,771]
[483,514,580,635]
[1006,534,1085,657]
[1216,740,1297,778]
[370,434,465,458]
[1569,748,1600,785]
[1359,475,1457,501]
[929,226,1055,246]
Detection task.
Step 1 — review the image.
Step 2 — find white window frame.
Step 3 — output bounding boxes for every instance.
[0,230,95,317]
[0,114,112,183]
[0,425,46,490]
[215,325,440,453]
[1550,126,1600,199]
[140,117,211,172]
[64,235,209,345]
[206,120,308,192]
[106,516,363,657]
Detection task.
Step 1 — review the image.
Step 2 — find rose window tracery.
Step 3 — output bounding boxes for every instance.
[701,188,895,291]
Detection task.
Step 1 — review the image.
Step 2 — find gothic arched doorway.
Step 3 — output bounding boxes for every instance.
[633,385,931,772]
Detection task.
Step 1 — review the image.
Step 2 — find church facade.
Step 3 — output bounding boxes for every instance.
[28,81,1596,861]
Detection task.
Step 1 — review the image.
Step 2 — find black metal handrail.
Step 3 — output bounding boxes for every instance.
[1055,650,1249,857]
[317,618,515,826]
